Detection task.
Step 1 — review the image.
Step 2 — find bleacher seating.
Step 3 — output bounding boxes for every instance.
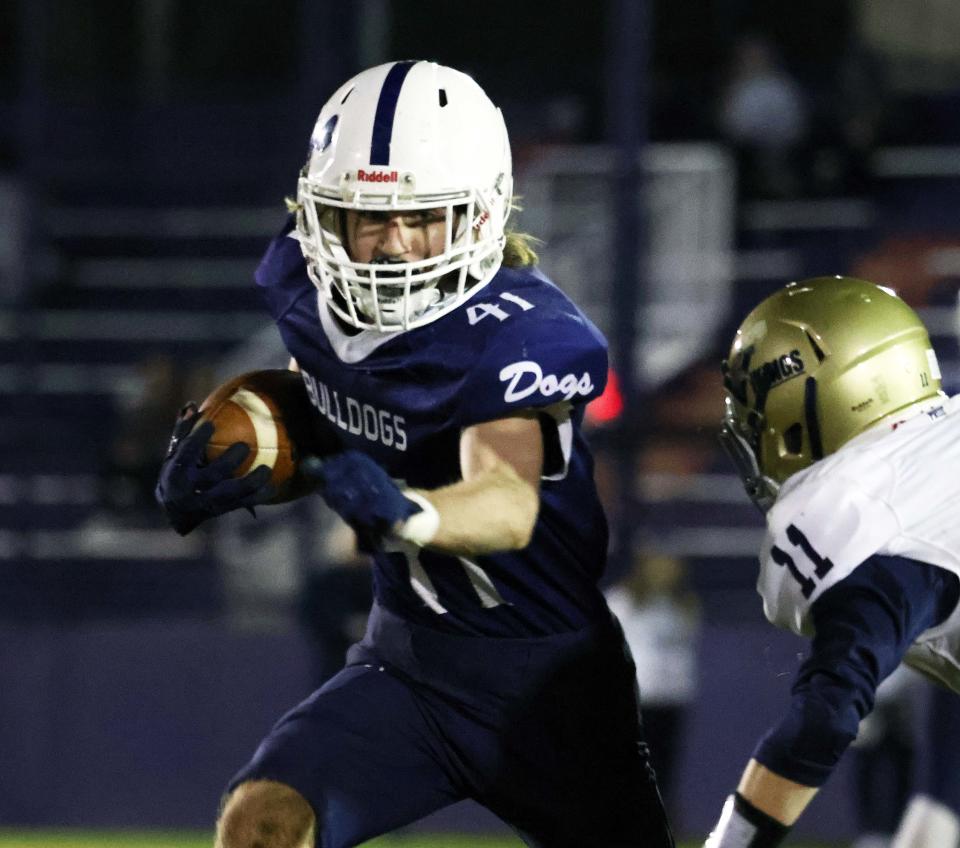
[5,141,960,624]
[4,190,286,617]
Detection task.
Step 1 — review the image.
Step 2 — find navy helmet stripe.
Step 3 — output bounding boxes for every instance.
[804,376,824,460]
[370,61,417,165]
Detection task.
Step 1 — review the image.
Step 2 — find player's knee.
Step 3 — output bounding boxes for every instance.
[216,779,315,848]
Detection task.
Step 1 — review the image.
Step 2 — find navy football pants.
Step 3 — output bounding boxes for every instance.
[228,604,675,848]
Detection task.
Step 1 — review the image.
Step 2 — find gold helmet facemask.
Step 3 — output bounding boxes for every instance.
[720,276,944,512]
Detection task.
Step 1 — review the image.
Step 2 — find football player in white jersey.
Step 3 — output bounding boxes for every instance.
[704,276,960,848]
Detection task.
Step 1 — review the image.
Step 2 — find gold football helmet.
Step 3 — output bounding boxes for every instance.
[720,276,944,511]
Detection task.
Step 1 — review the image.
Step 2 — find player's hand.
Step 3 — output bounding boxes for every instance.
[155,402,275,536]
[302,451,422,552]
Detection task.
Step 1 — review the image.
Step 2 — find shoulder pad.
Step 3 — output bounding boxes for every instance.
[254,215,313,320]
[456,290,608,425]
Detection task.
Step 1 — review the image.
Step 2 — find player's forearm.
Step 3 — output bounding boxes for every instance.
[704,760,817,848]
[409,460,539,556]
[737,759,817,824]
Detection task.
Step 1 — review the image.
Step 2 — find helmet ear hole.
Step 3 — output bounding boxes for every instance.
[783,423,803,455]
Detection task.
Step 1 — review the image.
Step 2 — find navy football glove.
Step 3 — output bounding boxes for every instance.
[302,451,422,552]
[155,402,275,536]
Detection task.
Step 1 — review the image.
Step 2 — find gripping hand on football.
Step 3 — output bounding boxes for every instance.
[302,451,439,552]
[155,402,275,536]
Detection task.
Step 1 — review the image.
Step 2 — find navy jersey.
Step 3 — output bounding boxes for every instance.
[256,218,611,637]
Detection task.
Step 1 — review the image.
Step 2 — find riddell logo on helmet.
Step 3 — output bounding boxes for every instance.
[357,169,398,183]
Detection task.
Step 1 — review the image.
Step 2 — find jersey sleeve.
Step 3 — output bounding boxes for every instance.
[455,309,608,427]
[758,465,901,636]
[753,554,955,786]
[254,214,314,323]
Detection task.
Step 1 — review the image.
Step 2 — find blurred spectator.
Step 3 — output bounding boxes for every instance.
[100,354,213,519]
[828,43,885,194]
[605,552,701,814]
[786,37,887,199]
[858,0,960,96]
[719,34,808,199]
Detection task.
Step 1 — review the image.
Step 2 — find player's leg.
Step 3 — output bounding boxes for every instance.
[498,717,672,848]
[217,780,315,848]
[216,663,461,848]
[639,703,685,814]
[482,623,675,847]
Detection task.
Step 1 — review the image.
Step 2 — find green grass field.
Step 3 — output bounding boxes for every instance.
[0,833,840,848]
[0,837,525,848]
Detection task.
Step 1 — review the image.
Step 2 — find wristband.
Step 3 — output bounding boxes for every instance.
[705,793,790,848]
[395,490,440,547]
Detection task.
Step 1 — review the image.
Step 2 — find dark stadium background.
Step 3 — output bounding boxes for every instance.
[1,1,959,845]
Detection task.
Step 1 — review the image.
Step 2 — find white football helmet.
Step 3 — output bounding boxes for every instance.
[293,60,513,331]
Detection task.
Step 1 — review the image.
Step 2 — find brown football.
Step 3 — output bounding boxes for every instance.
[199,369,339,504]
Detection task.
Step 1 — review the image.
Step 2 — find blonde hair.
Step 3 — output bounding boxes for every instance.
[502,195,540,267]
[502,230,540,268]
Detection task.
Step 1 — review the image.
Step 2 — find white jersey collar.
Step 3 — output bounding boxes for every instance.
[778,394,955,502]
[316,292,401,364]
[844,393,952,451]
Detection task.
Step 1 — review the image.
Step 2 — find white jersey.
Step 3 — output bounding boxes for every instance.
[758,395,960,692]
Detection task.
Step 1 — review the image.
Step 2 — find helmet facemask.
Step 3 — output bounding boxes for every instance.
[295,182,507,332]
[719,355,789,513]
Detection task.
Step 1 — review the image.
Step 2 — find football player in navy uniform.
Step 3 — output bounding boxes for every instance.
[704,276,960,848]
[156,60,674,848]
